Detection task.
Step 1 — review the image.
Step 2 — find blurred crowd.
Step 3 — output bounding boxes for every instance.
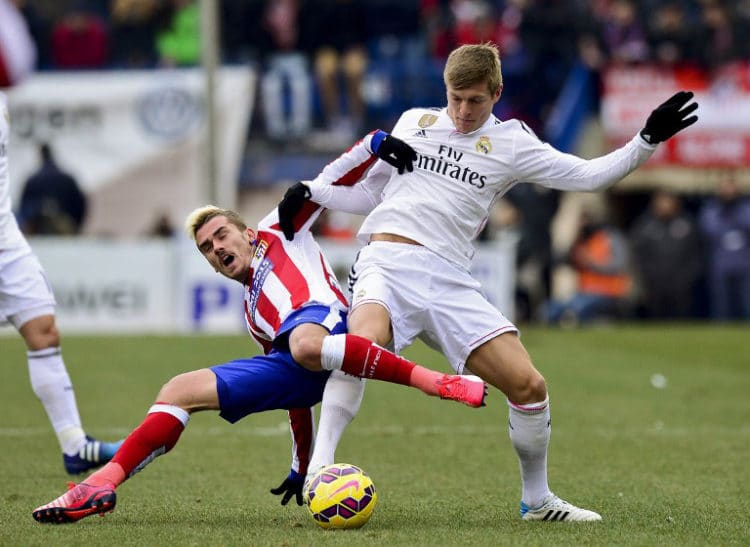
[11,0,750,139]
[6,0,750,322]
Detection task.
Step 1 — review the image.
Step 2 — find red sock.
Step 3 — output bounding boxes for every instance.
[86,407,186,487]
[340,334,442,396]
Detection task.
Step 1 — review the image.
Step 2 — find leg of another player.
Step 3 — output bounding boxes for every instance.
[289,316,486,406]
[32,370,215,523]
[307,370,365,478]
[466,333,601,521]
[19,313,120,474]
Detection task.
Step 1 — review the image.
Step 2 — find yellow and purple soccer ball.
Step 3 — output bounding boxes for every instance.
[304,463,377,529]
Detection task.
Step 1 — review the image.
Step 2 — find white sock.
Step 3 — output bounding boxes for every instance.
[28,347,86,455]
[308,370,365,476]
[320,334,346,371]
[508,397,552,508]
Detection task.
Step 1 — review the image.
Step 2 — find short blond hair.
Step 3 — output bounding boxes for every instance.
[184,205,247,241]
[443,43,503,94]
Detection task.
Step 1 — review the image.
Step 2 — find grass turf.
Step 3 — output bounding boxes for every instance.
[0,324,748,546]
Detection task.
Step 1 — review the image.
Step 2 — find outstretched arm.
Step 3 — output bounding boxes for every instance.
[518,91,699,192]
[278,130,415,240]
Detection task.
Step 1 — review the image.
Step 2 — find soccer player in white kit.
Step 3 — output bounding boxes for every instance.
[1,1,121,475]
[278,43,699,521]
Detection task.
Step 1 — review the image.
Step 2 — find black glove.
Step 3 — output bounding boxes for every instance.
[373,133,417,174]
[270,470,304,506]
[640,91,699,145]
[278,182,311,241]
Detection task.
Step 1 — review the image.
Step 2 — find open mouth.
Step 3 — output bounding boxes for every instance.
[222,254,235,267]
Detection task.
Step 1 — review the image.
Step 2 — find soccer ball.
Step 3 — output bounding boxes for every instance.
[304,463,377,529]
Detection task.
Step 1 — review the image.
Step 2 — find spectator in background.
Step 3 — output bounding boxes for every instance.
[306,0,369,143]
[258,0,313,142]
[699,175,750,320]
[109,0,159,68]
[50,2,109,69]
[629,190,703,319]
[147,210,176,238]
[545,211,632,326]
[503,184,560,322]
[156,0,200,67]
[647,2,698,67]
[696,0,745,71]
[599,0,650,64]
[19,142,87,235]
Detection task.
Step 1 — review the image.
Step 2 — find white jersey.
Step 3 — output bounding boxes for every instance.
[0,92,27,251]
[243,207,348,353]
[308,107,656,270]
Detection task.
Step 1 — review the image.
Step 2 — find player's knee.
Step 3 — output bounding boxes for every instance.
[20,316,60,350]
[157,373,191,406]
[511,372,547,405]
[289,336,323,370]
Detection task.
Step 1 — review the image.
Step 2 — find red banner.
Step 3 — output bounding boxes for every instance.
[601,63,750,167]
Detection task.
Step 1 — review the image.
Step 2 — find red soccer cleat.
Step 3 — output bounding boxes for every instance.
[32,482,116,524]
[436,374,488,407]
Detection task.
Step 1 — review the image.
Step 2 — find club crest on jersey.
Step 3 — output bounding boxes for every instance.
[418,114,438,128]
[475,136,492,154]
[254,239,268,260]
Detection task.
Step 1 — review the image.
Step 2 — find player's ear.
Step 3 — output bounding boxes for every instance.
[493,84,503,103]
[246,227,256,244]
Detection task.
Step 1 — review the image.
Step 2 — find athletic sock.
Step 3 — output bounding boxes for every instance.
[320,334,444,396]
[508,397,552,508]
[87,403,189,487]
[27,347,86,455]
[308,370,365,475]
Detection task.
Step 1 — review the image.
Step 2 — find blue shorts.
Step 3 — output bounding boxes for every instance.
[212,305,347,424]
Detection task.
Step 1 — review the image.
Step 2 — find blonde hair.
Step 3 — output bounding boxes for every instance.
[443,43,503,94]
[184,205,247,241]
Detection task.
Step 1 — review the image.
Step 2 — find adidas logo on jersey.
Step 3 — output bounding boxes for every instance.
[413,129,427,138]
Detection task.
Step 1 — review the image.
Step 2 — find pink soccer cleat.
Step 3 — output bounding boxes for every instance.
[436,374,488,407]
[32,482,116,524]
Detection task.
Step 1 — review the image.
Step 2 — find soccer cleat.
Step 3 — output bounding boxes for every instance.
[64,436,123,475]
[520,494,602,522]
[32,482,116,524]
[436,374,487,407]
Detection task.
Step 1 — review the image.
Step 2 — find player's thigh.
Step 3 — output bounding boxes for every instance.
[0,252,56,327]
[349,243,428,351]
[348,302,392,347]
[465,334,546,404]
[424,270,517,374]
[157,368,220,412]
[212,353,329,424]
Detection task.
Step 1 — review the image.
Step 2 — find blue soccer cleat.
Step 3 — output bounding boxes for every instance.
[63,436,123,475]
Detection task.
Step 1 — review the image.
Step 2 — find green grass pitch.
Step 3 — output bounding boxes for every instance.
[1,324,748,546]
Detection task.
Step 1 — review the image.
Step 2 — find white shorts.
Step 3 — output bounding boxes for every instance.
[0,247,56,329]
[348,241,517,374]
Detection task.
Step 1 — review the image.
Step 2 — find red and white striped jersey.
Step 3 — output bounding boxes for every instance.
[243,206,349,354]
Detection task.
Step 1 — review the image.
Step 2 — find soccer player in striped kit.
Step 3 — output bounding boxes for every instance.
[1,0,121,476]
[32,132,486,524]
[278,44,699,522]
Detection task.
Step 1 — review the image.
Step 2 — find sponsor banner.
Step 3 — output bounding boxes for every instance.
[1,236,516,334]
[601,63,750,167]
[5,68,254,235]
[25,238,175,332]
